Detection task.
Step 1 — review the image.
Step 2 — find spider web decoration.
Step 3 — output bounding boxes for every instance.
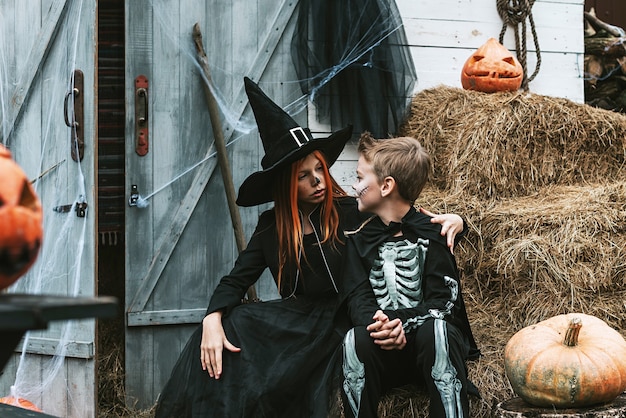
[292,0,417,139]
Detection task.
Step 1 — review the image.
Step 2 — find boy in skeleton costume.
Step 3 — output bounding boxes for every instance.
[339,133,480,418]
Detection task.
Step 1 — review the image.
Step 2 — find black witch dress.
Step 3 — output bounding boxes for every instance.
[155,197,362,418]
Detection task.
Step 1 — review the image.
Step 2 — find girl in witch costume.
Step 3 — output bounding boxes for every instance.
[154,78,465,418]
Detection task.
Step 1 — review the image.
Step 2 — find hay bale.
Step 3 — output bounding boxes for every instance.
[419,181,626,331]
[400,86,626,200]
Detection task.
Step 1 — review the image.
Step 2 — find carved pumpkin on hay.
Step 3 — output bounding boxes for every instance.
[0,395,43,412]
[504,313,626,408]
[0,144,43,289]
[461,38,524,93]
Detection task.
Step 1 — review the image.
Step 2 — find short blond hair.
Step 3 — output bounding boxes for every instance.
[358,132,431,202]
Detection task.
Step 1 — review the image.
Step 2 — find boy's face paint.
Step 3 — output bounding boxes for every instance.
[355,184,369,197]
[352,156,381,213]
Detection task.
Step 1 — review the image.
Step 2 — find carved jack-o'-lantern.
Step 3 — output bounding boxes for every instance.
[461,38,524,93]
[0,144,43,289]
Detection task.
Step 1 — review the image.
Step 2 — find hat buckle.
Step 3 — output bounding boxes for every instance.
[289,127,309,147]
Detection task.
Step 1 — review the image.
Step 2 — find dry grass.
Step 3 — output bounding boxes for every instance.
[401,86,626,201]
[97,319,155,418]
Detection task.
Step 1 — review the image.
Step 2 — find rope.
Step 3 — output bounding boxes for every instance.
[496,0,541,90]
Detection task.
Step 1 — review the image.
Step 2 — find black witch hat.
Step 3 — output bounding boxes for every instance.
[236,77,352,207]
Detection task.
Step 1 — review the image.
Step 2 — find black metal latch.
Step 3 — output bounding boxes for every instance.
[53,196,88,218]
[128,184,139,207]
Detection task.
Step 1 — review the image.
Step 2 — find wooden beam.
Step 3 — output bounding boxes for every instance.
[14,336,94,359]
[127,0,297,314]
[2,0,71,145]
[127,308,206,326]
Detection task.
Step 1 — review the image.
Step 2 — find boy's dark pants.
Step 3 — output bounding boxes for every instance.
[341,318,469,418]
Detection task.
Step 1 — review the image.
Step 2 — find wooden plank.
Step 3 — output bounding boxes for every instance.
[67,358,93,417]
[126,154,217,313]
[14,337,94,359]
[148,0,185,314]
[127,0,298,314]
[20,354,44,412]
[398,0,583,27]
[124,0,156,408]
[148,0,191,404]
[403,18,583,53]
[2,0,70,145]
[45,357,67,417]
[124,0,154,303]
[495,395,626,418]
[127,308,205,326]
[191,0,239,311]
[330,159,359,193]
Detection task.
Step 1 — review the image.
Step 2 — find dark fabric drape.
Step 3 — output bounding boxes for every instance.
[291,0,417,138]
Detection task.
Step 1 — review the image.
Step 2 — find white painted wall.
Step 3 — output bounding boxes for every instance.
[321,0,585,191]
[400,0,584,101]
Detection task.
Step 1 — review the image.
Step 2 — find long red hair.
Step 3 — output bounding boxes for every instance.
[273,150,346,291]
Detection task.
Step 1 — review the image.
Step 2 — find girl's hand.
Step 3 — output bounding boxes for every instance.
[420,208,464,254]
[200,311,241,379]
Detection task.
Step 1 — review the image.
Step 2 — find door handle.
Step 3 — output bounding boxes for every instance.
[64,69,84,161]
[135,75,149,156]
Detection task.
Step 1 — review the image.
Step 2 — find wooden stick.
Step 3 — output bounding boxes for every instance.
[584,11,626,38]
[30,159,65,184]
[192,23,257,302]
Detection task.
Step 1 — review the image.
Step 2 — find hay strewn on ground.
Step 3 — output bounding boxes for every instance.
[377,86,626,417]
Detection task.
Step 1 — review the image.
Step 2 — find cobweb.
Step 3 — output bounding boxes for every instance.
[130,0,415,208]
[0,0,97,416]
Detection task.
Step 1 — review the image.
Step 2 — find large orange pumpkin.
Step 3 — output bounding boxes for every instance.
[504,313,626,408]
[461,38,523,93]
[0,144,43,289]
[0,395,43,412]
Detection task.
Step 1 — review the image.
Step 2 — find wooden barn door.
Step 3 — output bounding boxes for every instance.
[0,0,98,417]
[124,0,305,408]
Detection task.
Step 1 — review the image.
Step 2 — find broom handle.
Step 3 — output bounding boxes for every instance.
[193,23,257,302]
